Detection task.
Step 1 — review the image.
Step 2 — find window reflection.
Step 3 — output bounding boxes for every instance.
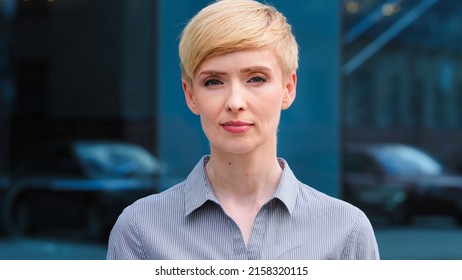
[342,0,462,259]
[0,0,159,258]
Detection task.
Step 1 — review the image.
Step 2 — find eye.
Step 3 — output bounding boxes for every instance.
[247,76,267,83]
[204,79,223,87]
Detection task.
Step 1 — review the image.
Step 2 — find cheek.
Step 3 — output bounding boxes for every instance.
[196,99,221,127]
[197,94,227,115]
[257,104,282,126]
[261,93,285,113]
[263,96,284,123]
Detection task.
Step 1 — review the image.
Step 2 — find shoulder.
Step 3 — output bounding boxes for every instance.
[110,155,208,238]
[296,182,374,232]
[106,181,187,259]
[295,183,379,259]
[297,183,361,215]
[278,159,367,224]
[110,180,187,237]
[125,181,187,219]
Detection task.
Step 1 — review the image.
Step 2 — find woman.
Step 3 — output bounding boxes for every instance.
[107,0,379,260]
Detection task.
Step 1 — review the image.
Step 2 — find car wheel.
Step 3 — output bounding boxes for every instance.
[3,180,36,237]
[4,193,33,236]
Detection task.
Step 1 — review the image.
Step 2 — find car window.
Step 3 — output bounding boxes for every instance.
[74,142,161,178]
[372,145,442,176]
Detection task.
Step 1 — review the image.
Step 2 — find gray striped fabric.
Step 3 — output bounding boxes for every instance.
[107,156,380,260]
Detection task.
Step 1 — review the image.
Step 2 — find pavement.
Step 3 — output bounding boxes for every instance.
[0,238,107,260]
[0,216,461,260]
[374,216,462,260]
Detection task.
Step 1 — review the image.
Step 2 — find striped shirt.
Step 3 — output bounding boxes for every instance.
[107,156,380,260]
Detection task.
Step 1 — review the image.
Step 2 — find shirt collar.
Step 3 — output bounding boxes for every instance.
[184,156,218,216]
[184,156,299,216]
[272,158,299,215]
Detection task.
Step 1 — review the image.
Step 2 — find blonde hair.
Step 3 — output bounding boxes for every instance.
[179,0,299,85]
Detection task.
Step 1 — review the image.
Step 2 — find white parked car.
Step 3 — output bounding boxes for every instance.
[2,140,163,241]
[343,143,462,226]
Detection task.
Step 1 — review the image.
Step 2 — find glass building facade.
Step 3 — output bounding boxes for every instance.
[0,0,461,260]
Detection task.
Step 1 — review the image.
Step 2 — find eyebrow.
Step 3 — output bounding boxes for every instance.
[240,66,272,73]
[198,66,272,77]
[198,70,226,77]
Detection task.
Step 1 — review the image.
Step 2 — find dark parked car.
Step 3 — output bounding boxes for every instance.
[343,143,462,226]
[445,148,462,175]
[2,140,162,242]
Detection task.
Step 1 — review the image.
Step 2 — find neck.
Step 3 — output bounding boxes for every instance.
[205,149,282,205]
[205,145,283,247]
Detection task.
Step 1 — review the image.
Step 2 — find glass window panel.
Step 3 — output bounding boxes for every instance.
[342,0,462,259]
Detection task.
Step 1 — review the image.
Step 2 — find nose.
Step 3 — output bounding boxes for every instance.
[225,82,247,112]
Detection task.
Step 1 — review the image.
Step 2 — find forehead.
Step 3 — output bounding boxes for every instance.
[195,49,283,76]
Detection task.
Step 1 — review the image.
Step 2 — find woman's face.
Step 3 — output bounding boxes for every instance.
[183,49,296,156]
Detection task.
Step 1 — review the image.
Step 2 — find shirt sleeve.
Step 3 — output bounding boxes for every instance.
[106,205,146,260]
[341,210,380,260]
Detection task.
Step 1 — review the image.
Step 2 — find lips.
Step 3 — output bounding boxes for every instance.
[221,121,253,134]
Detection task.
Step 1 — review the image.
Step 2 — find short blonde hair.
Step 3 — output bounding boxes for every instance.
[179,0,299,85]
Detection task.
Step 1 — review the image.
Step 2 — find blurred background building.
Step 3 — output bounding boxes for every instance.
[343,0,462,164]
[0,0,462,259]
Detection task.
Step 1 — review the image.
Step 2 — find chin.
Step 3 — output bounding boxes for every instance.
[211,143,255,155]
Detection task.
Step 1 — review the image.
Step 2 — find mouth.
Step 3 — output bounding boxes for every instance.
[221,121,253,134]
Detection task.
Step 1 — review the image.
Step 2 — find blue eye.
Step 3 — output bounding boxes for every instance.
[204,79,223,86]
[248,76,267,83]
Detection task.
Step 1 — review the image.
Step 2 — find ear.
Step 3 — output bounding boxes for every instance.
[281,72,297,110]
[182,78,200,115]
